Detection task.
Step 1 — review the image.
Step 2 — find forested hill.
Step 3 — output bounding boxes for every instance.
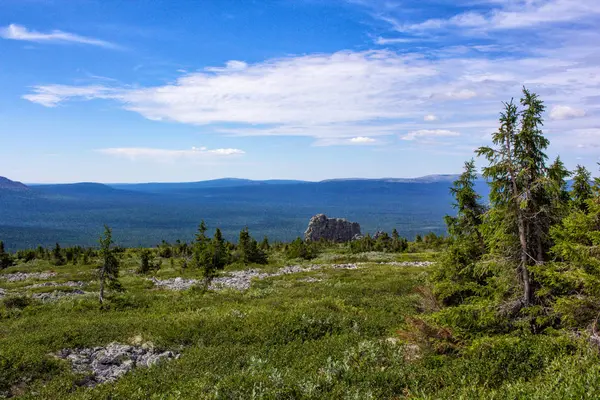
[0,176,29,191]
[0,177,489,251]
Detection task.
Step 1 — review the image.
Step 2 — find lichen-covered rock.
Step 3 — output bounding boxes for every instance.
[56,342,179,386]
[304,214,361,243]
[0,271,57,282]
[32,289,86,302]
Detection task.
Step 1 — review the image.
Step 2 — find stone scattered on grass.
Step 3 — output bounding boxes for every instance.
[299,277,323,283]
[331,263,360,270]
[0,272,57,282]
[0,288,6,299]
[377,261,435,267]
[150,277,199,291]
[210,269,271,291]
[150,265,324,292]
[151,263,364,292]
[26,281,86,289]
[56,342,180,387]
[32,290,86,302]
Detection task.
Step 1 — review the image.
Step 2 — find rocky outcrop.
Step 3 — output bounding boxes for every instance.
[304,214,361,242]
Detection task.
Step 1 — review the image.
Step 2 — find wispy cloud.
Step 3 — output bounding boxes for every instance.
[97,147,245,161]
[21,26,600,149]
[368,0,600,33]
[402,129,460,141]
[349,136,376,143]
[0,24,119,49]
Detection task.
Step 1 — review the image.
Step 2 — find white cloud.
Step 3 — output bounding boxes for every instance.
[549,105,586,120]
[0,24,118,48]
[97,147,245,161]
[349,136,376,143]
[388,0,600,32]
[21,34,600,149]
[22,85,117,107]
[374,36,421,45]
[424,114,438,121]
[402,129,460,141]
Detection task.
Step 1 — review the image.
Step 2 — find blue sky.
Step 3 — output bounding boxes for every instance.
[1,0,599,183]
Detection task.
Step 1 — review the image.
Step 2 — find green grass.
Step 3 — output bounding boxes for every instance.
[1,252,599,399]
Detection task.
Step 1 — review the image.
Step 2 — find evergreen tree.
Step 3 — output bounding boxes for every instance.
[238,227,268,265]
[52,243,65,266]
[98,225,122,304]
[259,236,270,251]
[432,160,487,305]
[0,241,13,270]
[477,88,567,306]
[138,249,160,274]
[571,165,593,212]
[199,228,230,283]
[444,159,486,240]
[195,220,208,244]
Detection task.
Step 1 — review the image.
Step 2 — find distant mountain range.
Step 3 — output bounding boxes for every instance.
[0,176,29,191]
[0,174,487,251]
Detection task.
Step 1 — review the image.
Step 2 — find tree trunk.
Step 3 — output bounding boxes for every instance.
[99,268,105,304]
[517,215,531,306]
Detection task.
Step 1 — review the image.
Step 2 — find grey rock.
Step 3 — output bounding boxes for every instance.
[150,277,198,291]
[377,261,435,267]
[26,281,86,289]
[304,214,361,243]
[57,342,179,387]
[331,263,360,270]
[0,288,5,298]
[32,289,86,302]
[0,271,57,282]
[152,264,324,292]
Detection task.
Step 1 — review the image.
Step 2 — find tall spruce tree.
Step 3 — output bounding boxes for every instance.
[98,225,122,304]
[477,88,568,306]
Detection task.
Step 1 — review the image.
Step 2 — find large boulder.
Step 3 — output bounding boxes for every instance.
[304,214,361,243]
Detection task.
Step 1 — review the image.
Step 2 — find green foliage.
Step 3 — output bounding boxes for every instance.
[349,232,410,254]
[98,225,122,304]
[571,165,593,213]
[238,227,268,265]
[137,249,161,274]
[198,228,231,281]
[0,241,13,269]
[432,160,487,306]
[285,237,319,260]
[52,242,66,266]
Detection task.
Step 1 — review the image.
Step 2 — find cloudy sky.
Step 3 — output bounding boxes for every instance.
[1,0,599,183]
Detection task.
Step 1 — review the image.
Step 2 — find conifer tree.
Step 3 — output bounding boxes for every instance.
[98,225,122,304]
[238,227,268,265]
[571,165,593,212]
[444,159,486,240]
[52,243,65,266]
[199,228,230,283]
[477,88,568,305]
[0,241,13,270]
